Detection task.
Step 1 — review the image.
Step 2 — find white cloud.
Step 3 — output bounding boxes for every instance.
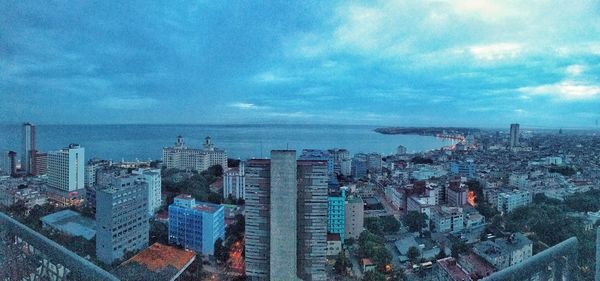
[566,64,584,76]
[97,96,158,110]
[229,102,268,110]
[253,71,295,83]
[468,43,523,62]
[519,81,600,101]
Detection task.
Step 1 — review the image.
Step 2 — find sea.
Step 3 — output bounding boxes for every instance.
[0,124,454,161]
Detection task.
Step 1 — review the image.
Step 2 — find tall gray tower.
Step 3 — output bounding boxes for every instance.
[270,150,298,280]
[510,123,520,148]
[21,122,35,174]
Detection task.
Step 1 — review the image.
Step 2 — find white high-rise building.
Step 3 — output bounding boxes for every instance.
[132,168,162,215]
[162,135,227,172]
[223,162,245,200]
[47,144,85,205]
[21,122,35,175]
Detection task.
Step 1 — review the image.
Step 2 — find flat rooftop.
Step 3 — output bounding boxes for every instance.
[113,243,196,281]
[40,209,96,240]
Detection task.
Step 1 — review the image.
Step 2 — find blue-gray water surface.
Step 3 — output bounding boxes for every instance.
[0,124,454,161]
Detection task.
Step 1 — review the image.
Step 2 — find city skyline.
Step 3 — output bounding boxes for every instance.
[2,1,600,127]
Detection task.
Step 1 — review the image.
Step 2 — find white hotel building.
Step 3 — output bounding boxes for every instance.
[162,135,227,172]
[47,144,85,206]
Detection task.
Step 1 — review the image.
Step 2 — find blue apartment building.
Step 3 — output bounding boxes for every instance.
[168,194,225,255]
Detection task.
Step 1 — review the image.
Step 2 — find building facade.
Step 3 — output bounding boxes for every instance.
[328,189,346,241]
[510,123,520,148]
[244,151,329,281]
[162,136,227,172]
[168,195,225,255]
[96,175,149,264]
[223,162,245,200]
[47,144,85,205]
[21,122,35,175]
[497,190,532,214]
[132,168,162,215]
[344,195,364,240]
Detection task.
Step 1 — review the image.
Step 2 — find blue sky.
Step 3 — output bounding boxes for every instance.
[1,1,600,128]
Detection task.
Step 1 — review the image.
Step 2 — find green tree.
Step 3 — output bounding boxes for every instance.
[406,246,420,264]
[451,240,469,258]
[149,220,169,245]
[363,270,385,281]
[214,238,228,264]
[381,215,401,233]
[403,211,428,233]
[334,252,351,275]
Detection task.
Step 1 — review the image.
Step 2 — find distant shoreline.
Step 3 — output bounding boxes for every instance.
[374,127,479,136]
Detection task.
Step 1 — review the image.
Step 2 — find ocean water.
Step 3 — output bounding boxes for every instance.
[0,124,454,161]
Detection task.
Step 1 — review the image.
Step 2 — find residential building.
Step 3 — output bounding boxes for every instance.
[244,150,328,281]
[497,190,532,214]
[132,168,162,215]
[162,136,227,172]
[21,122,35,175]
[431,206,464,233]
[344,195,364,240]
[446,179,468,207]
[328,189,346,241]
[328,148,351,176]
[510,123,520,148]
[436,257,473,281]
[297,159,328,281]
[326,233,342,257]
[223,162,245,200]
[450,160,477,178]
[168,195,225,255]
[351,153,368,178]
[366,153,383,173]
[96,175,149,264]
[33,152,47,175]
[473,233,532,270]
[47,144,85,206]
[299,149,333,175]
[385,186,404,211]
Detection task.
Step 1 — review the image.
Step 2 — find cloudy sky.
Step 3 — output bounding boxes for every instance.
[1,1,600,127]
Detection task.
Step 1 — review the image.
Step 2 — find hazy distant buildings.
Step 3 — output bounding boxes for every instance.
[168,195,225,255]
[96,175,149,264]
[328,148,351,176]
[47,144,85,205]
[8,151,17,177]
[351,153,368,178]
[397,145,407,155]
[162,136,227,172]
[450,160,476,178]
[223,162,245,200]
[245,150,328,281]
[21,122,35,175]
[510,123,520,148]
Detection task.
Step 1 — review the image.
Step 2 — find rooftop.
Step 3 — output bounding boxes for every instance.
[113,243,196,281]
[40,209,96,240]
[438,257,472,281]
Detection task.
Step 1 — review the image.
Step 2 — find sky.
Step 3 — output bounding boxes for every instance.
[1,1,600,128]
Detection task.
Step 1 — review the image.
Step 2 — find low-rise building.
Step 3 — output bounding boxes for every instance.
[436,257,473,281]
[473,233,532,270]
[168,194,225,255]
[496,190,532,214]
[326,233,342,257]
[431,206,464,233]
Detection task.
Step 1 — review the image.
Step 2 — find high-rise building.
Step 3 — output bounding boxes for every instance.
[223,162,245,200]
[366,153,383,173]
[510,123,520,148]
[162,136,227,172]
[96,175,149,264]
[245,150,328,281]
[270,150,298,280]
[328,148,351,176]
[297,160,328,281]
[299,149,333,176]
[168,195,225,255]
[21,122,36,175]
[351,153,368,178]
[344,195,364,240]
[47,144,85,205]
[8,151,17,177]
[244,159,271,279]
[132,168,162,215]
[328,189,346,241]
[33,152,48,175]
